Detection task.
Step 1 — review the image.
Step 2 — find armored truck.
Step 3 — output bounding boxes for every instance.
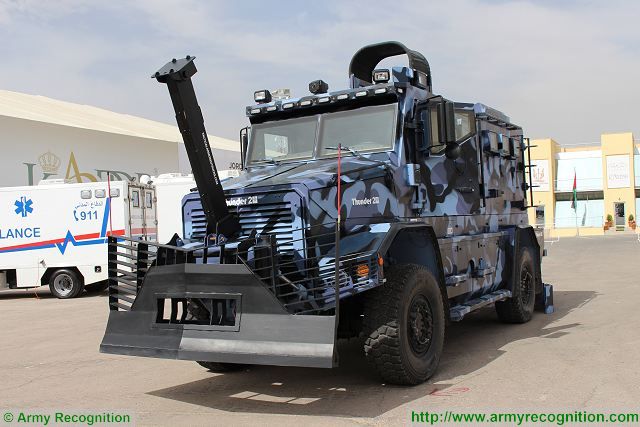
[100,41,553,385]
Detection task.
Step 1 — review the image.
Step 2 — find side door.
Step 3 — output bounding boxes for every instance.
[419,105,481,216]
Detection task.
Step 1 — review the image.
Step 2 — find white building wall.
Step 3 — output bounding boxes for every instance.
[1,116,181,187]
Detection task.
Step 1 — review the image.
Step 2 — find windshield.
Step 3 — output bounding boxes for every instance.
[247,103,397,165]
[248,115,318,164]
[317,104,397,157]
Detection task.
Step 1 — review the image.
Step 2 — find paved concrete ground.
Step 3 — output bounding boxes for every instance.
[1,235,639,426]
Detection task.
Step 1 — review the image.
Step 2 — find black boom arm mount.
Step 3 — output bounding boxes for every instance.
[153,56,239,241]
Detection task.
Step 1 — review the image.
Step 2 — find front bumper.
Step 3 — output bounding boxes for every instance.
[100,263,337,368]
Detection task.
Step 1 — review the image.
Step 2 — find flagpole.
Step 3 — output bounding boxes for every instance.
[573,168,579,237]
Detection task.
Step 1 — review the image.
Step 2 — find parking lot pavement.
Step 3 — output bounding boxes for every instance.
[1,234,639,426]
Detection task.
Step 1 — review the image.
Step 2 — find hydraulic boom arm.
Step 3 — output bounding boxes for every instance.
[153,56,239,240]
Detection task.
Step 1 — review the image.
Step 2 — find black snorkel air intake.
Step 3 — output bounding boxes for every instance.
[153,56,240,241]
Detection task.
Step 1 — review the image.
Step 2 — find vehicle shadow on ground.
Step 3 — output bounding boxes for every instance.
[0,288,55,299]
[148,290,596,418]
[0,289,108,300]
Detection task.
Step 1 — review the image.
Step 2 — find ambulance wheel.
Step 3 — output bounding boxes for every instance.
[196,361,245,372]
[363,264,446,385]
[85,280,109,293]
[495,246,536,323]
[49,269,84,299]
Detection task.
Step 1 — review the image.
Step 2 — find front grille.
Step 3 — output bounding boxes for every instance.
[184,192,300,252]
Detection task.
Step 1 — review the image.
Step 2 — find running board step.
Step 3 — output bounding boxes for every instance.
[449,290,512,322]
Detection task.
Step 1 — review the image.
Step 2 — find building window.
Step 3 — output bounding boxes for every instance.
[535,205,545,226]
[555,157,603,191]
[554,196,604,228]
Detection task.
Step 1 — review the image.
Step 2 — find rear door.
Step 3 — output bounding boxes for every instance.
[127,185,145,239]
[142,187,158,242]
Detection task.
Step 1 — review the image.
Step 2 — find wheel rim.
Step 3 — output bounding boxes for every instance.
[520,265,534,306]
[53,274,74,297]
[407,295,434,356]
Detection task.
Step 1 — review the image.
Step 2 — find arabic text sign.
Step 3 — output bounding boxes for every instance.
[531,159,549,192]
[606,155,630,189]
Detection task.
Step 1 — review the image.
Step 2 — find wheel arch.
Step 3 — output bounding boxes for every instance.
[513,226,542,295]
[41,266,84,287]
[378,224,449,319]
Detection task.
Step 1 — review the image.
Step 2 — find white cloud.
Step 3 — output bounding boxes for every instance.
[1,0,639,144]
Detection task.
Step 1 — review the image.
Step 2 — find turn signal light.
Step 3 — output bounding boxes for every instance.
[356,264,370,278]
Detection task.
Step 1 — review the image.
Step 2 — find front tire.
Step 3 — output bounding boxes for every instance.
[363,264,446,385]
[495,246,536,323]
[49,269,84,299]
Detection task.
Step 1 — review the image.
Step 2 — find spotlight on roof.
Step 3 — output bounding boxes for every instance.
[254,89,272,103]
[372,69,390,84]
[309,79,329,95]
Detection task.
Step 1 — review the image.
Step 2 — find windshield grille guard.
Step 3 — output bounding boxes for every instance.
[107,220,380,315]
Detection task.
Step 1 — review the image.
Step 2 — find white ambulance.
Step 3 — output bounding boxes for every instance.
[0,180,156,298]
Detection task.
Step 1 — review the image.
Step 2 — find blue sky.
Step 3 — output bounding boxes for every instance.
[1,0,639,144]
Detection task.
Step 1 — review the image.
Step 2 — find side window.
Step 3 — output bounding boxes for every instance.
[429,108,440,146]
[425,108,475,153]
[486,132,500,153]
[454,110,475,141]
[422,107,443,153]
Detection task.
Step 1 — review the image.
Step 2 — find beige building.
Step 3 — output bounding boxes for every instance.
[527,132,639,237]
[0,90,240,187]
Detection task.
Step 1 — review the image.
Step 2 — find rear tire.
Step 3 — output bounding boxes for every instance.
[196,361,245,372]
[495,246,536,323]
[49,269,84,299]
[363,264,445,385]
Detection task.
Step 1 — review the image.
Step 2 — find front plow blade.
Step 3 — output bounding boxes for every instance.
[100,263,336,368]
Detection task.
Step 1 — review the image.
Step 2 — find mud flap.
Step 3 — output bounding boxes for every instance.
[100,263,336,368]
[535,283,554,314]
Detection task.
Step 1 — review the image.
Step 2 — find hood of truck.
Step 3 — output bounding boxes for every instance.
[223,156,389,193]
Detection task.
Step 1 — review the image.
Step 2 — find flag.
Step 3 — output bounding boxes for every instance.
[571,169,577,211]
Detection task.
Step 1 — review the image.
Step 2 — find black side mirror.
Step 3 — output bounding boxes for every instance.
[445,142,461,160]
[437,100,459,159]
[239,127,249,168]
